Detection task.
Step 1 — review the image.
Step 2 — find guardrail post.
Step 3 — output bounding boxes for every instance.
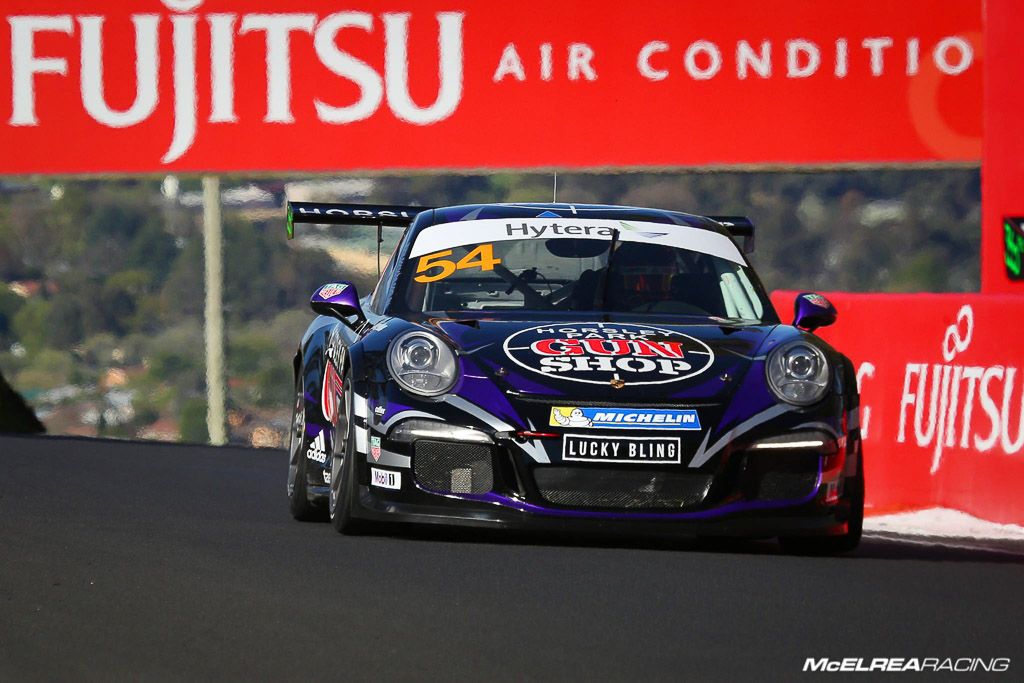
[202,176,227,445]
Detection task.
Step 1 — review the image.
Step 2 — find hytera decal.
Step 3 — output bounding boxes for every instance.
[504,322,714,385]
[409,218,744,264]
[550,406,701,430]
[317,283,348,299]
[306,430,327,463]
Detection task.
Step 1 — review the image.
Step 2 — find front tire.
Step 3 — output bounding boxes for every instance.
[287,380,325,521]
[780,443,864,556]
[329,369,365,535]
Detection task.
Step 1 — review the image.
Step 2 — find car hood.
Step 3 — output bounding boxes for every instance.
[427,317,777,403]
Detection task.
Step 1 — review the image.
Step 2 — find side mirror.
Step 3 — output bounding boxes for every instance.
[311,282,365,325]
[793,292,836,332]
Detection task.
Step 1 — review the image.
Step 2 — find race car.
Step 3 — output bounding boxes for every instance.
[285,201,863,554]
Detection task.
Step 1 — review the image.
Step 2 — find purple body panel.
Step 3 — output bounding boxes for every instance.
[476,358,562,396]
[379,399,418,424]
[715,361,775,431]
[456,365,527,429]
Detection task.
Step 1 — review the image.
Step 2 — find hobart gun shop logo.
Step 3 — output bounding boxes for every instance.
[503,322,714,386]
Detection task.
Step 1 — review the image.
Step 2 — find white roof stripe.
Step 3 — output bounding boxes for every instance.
[409,218,744,265]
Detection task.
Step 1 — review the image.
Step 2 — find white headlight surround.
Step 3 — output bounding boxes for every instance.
[766,340,831,406]
[387,329,458,397]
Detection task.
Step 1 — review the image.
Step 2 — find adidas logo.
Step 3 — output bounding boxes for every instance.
[306,431,327,464]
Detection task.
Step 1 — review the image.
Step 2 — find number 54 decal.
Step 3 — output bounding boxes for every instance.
[414,244,501,283]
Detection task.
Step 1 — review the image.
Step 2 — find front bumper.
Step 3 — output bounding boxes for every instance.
[340,415,854,540]
[348,481,852,539]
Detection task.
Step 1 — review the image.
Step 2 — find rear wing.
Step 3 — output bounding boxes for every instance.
[284,202,754,253]
[708,216,755,254]
[286,202,434,239]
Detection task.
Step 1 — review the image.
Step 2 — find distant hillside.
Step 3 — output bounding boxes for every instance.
[0,168,980,443]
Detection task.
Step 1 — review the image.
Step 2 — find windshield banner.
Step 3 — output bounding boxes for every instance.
[1,0,980,174]
[410,218,744,264]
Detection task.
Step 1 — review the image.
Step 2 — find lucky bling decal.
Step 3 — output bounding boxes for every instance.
[503,323,714,386]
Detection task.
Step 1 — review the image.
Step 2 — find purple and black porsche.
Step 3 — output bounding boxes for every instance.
[285,201,863,554]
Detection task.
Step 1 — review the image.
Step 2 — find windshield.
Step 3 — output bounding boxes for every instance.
[390,218,774,322]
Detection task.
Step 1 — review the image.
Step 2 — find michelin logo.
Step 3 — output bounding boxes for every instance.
[549,407,701,431]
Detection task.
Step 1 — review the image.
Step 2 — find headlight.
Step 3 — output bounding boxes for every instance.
[387,330,458,396]
[389,419,492,444]
[766,340,830,406]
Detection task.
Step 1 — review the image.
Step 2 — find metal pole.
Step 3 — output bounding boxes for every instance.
[202,176,227,445]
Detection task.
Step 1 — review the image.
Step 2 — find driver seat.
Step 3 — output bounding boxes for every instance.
[570,269,602,310]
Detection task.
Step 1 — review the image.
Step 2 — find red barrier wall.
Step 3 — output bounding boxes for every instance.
[1,0,981,174]
[772,291,1024,524]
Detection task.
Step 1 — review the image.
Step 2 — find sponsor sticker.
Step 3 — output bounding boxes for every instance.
[371,468,401,490]
[802,293,830,308]
[306,430,327,463]
[323,470,331,485]
[321,361,344,423]
[504,322,714,386]
[318,283,348,299]
[562,434,682,464]
[370,435,382,461]
[414,243,501,283]
[408,218,744,265]
[550,406,701,430]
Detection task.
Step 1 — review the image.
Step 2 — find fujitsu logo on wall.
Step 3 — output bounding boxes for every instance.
[503,323,714,386]
[7,0,465,164]
[884,305,1024,473]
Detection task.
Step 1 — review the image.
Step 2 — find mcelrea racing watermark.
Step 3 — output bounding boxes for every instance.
[803,658,1010,673]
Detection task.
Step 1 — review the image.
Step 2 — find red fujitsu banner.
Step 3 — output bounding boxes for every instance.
[1,0,981,175]
[772,291,1024,525]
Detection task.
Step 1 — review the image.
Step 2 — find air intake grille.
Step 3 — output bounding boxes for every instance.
[533,467,713,509]
[413,440,494,494]
[756,471,819,501]
[741,452,821,501]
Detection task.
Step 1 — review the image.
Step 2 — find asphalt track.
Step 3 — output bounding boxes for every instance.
[2,434,1022,682]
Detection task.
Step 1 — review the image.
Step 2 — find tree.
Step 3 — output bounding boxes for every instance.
[12,299,52,352]
[180,397,209,443]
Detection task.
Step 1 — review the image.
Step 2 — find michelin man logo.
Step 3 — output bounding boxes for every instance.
[550,407,593,428]
[549,405,702,431]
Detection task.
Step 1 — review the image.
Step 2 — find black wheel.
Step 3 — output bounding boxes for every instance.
[287,379,326,521]
[329,369,366,534]
[780,442,864,556]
